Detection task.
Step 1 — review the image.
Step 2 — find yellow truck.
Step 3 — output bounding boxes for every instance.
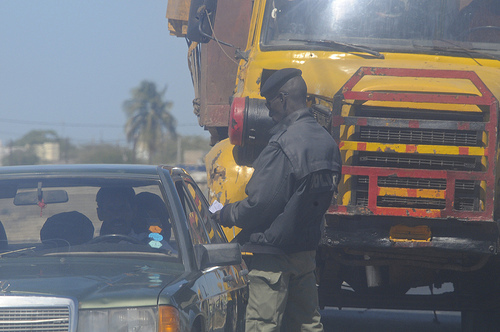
[167,0,500,329]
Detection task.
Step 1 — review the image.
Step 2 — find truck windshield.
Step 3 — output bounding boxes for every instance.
[261,0,500,55]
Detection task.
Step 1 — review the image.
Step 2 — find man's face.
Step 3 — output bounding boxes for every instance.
[266,92,288,123]
[97,194,135,235]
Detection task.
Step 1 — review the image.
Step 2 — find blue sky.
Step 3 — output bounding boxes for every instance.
[0,1,205,147]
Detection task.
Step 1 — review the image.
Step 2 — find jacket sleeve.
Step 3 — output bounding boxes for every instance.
[220,143,292,231]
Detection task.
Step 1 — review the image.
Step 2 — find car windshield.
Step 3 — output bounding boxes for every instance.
[0,175,181,265]
[261,0,500,55]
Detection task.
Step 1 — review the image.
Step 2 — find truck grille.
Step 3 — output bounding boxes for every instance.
[358,176,447,190]
[358,152,478,171]
[352,104,484,211]
[356,176,478,211]
[0,297,75,332]
[359,127,480,146]
[347,105,485,212]
[332,67,496,221]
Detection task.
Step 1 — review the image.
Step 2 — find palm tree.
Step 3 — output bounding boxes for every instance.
[123,81,177,163]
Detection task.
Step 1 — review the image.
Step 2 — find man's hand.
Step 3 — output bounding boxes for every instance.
[210,210,221,223]
[211,210,235,228]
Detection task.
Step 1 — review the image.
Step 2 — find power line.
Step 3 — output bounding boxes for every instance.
[0,118,121,128]
[0,117,202,128]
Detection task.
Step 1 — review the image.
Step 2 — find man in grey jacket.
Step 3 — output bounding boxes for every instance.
[213,68,341,332]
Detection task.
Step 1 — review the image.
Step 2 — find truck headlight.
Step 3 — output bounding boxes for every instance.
[229,97,274,166]
[78,307,157,332]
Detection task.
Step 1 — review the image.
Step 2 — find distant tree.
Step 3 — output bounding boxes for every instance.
[123,81,177,163]
[153,135,211,165]
[14,130,59,146]
[180,135,211,151]
[7,130,69,165]
[74,144,135,164]
[2,149,40,166]
[59,138,78,163]
[154,138,178,164]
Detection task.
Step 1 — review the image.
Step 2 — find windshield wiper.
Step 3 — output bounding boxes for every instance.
[0,247,37,258]
[413,39,500,64]
[289,39,385,59]
[43,251,175,258]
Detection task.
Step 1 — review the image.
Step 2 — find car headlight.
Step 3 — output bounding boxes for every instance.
[78,307,157,332]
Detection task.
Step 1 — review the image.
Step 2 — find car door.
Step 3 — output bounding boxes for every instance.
[174,174,247,332]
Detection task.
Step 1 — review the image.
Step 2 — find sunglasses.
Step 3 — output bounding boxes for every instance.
[265,92,288,109]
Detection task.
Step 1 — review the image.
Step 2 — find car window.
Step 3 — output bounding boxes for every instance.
[183,178,224,244]
[175,178,224,245]
[176,180,210,245]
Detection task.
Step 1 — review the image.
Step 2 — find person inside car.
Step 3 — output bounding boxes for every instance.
[41,211,94,247]
[96,186,137,236]
[96,187,176,252]
[135,192,172,241]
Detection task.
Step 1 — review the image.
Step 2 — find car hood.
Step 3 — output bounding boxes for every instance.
[0,256,184,308]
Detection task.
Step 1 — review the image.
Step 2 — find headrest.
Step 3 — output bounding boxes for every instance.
[41,211,94,246]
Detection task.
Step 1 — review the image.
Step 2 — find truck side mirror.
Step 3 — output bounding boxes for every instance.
[187,0,218,43]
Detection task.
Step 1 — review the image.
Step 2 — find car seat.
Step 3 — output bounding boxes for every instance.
[40,211,95,247]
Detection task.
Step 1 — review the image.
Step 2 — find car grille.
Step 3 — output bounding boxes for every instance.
[0,296,75,332]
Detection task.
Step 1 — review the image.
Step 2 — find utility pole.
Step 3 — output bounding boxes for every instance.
[176,136,182,165]
[8,140,13,166]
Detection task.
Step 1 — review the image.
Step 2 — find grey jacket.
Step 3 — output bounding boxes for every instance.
[220,109,341,254]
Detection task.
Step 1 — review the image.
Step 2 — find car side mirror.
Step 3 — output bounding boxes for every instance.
[187,0,218,43]
[194,243,242,270]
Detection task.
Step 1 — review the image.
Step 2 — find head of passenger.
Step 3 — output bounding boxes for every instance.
[96,187,136,236]
[261,68,308,123]
[41,211,94,247]
[135,192,172,240]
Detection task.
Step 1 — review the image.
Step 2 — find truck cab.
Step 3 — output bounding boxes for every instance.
[167,1,500,329]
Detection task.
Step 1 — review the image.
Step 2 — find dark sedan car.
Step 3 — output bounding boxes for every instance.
[0,164,248,332]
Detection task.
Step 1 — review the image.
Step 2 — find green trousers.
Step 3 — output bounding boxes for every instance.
[245,251,324,332]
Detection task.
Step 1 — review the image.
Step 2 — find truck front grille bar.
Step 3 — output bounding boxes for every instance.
[359,126,480,146]
[330,67,498,221]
